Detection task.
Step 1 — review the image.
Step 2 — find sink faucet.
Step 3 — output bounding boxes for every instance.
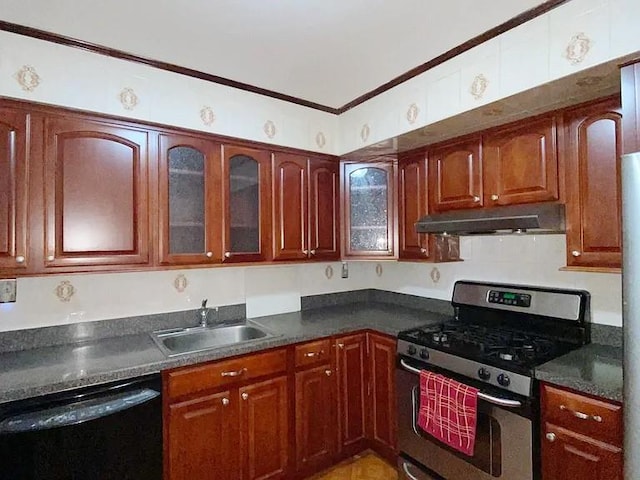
[199,299,210,328]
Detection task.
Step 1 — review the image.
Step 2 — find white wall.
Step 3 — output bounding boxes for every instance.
[379,235,622,327]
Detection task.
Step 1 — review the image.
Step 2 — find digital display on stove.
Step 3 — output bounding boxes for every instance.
[488,290,531,307]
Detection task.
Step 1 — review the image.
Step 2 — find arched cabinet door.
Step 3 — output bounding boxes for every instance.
[43,116,151,270]
[0,107,29,273]
[222,145,271,263]
[158,133,222,265]
[343,163,395,258]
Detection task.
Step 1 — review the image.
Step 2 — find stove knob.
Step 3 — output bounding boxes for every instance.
[407,345,417,356]
[497,374,511,387]
[478,368,491,381]
[419,349,429,360]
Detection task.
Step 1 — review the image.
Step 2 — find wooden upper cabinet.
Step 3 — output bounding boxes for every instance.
[343,162,396,258]
[308,159,340,260]
[428,137,483,212]
[0,107,29,273]
[272,153,308,260]
[563,98,623,269]
[621,60,640,155]
[483,116,559,206]
[43,116,150,269]
[158,133,222,265]
[398,151,429,260]
[222,145,272,263]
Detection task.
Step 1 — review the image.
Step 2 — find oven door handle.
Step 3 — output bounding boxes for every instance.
[400,358,523,408]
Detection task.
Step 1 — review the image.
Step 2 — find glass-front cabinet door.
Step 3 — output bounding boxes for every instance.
[343,162,396,258]
[158,133,222,265]
[222,145,271,263]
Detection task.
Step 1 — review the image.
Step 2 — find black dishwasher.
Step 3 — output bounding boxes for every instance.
[0,374,162,480]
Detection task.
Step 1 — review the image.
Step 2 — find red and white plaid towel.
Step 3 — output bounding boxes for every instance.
[417,370,479,457]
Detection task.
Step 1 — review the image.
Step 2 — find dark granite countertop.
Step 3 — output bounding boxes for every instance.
[0,302,447,404]
[535,343,623,403]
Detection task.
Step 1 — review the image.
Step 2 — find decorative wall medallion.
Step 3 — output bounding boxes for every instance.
[375,263,383,277]
[315,131,326,149]
[430,267,441,284]
[174,274,188,293]
[565,33,591,65]
[15,65,41,92]
[263,120,277,139]
[470,74,489,100]
[360,124,370,142]
[55,280,75,302]
[406,103,419,125]
[324,265,334,280]
[119,87,139,110]
[200,106,216,126]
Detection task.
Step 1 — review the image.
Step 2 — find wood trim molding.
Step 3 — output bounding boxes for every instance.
[0,0,571,115]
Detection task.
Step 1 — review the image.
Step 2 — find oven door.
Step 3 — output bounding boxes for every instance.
[397,358,533,480]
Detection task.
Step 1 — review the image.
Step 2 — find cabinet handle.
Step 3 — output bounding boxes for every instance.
[571,250,581,257]
[337,343,344,349]
[224,252,232,258]
[310,249,316,256]
[241,392,249,401]
[491,194,499,201]
[16,256,26,263]
[304,350,324,357]
[559,404,601,422]
[206,251,213,258]
[473,196,480,203]
[545,432,556,442]
[302,249,309,255]
[325,369,332,376]
[420,248,427,254]
[46,255,54,262]
[222,397,230,406]
[221,368,247,377]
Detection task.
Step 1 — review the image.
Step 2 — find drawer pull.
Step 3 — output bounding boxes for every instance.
[546,432,556,442]
[560,404,602,422]
[222,397,229,406]
[304,351,324,357]
[221,368,247,377]
[242,392,249,401]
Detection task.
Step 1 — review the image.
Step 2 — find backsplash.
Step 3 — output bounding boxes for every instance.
[0,235,622,332]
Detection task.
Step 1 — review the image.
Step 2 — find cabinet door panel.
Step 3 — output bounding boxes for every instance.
[43,117,149,268]
[167,391,239,480]
[336,334,367,455]
[542,423,622,480]
[0,108,28,272]
[223,145,272,263]
[240,376,288,480]
[564,99,622,268]
[483,116,558,205]
[309,159,339,260]
[429,138,482,211]
[159,133,222,265]
[272,153,308,260]
[398,152,429,259]
[295,365,337,475]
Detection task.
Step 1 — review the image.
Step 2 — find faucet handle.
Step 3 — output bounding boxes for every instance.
[201,299,208,309]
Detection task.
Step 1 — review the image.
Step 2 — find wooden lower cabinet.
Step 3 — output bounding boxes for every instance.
[367,333,397,461]
[295,364,337,476]
[166,390,239,480]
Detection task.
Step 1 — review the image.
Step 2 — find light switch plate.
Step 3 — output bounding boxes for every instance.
[0,279,17,303]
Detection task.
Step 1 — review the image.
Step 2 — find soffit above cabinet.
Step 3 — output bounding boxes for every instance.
[0,0,545,109]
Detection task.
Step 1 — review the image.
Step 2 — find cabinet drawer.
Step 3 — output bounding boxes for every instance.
[166,348,287,399]
[541,384,622,446]
[295,339,332,368]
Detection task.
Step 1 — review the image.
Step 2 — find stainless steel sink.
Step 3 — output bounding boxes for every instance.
[151,324,273,357]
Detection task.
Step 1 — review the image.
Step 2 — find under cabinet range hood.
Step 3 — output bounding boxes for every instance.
[415,203,565,235]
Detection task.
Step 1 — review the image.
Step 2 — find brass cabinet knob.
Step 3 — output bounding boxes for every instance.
[16,256,26,263]
[241,392,249,401]
[545,432,556,442]
[302,249,309,255]
[473,196,480,203]
[571,250,581,257]
[206,251,213,258]
[325,369,332,376]
[491,194,499,201]
[222,397,229,406]
[420,248,427,254]
[310,249,316,255]
[224,252,231,258]
[46,255,54,261]
[337,343,344,349]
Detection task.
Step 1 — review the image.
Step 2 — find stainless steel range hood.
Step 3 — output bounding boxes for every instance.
[415,203,565,235]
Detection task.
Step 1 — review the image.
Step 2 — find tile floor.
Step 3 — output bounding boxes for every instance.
[307,453,398,480]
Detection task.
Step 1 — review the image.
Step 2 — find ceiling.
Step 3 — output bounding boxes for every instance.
[1,0,548,109]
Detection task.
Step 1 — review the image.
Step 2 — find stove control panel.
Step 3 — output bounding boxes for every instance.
[487,290,531,307]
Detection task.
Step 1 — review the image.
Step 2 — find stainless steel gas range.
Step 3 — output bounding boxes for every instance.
[396,281,590,480]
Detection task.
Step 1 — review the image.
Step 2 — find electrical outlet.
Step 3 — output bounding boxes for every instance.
[0,279,17,303]
[341,262,349,279]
